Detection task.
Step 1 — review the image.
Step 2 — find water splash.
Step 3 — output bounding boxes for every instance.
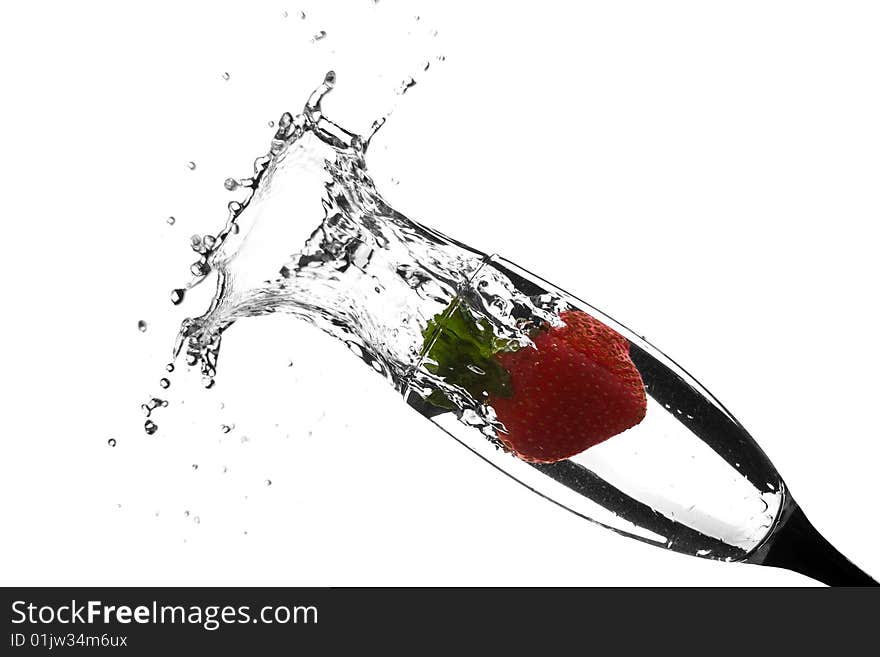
[162,72,559,445]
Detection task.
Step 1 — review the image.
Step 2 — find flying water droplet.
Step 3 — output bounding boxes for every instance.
[312,30,327,43]
[166,363,175,373]
[166,216,176,225]
[171,289,186,305]
[299,10,306,19]
[221,424,232,434]
[107,438,117,447]
[224,177,239,191]
[268,120,275,128]
[221,72,230,81]
[265,479,272,486]
[396,77,416,95]
[144,420,158,435]
[159,378,170,389]
[192,464,199,471]
[186,161,196,170]
[138,320,147,332]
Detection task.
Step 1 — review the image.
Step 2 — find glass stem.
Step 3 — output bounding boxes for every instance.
[747,500,877,586]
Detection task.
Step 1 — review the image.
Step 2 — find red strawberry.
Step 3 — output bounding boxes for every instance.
[489,311,647,463]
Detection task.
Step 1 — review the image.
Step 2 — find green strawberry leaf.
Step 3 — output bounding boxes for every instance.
[421,303,515,410]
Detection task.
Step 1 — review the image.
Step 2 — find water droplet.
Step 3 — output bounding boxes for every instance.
[282,10,288,18]
[159,378,170,389]
[268,120,275,128]
[202,377,215,389]
[222,466,228,474]
[422,60,431,71]
[265,479,272,486]
[138,320,147,332]
[312,30,327,42]
[166,363,175,373]
[186,161,196,170]
[166,216,176,225]
[171,289,186,305]
[192,464,199,471]
[224,177,239,191]
[240,435,250,444]
[184,510,190,517]
[107,438,117,447]
[194,516,201,524]
[299,10,306,19]
[221,72,230,81]
[221,424,232,434]
[396,77,416,95]
[144,420,158,435]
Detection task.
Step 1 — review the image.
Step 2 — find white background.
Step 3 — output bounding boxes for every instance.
[1,1,878,586]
